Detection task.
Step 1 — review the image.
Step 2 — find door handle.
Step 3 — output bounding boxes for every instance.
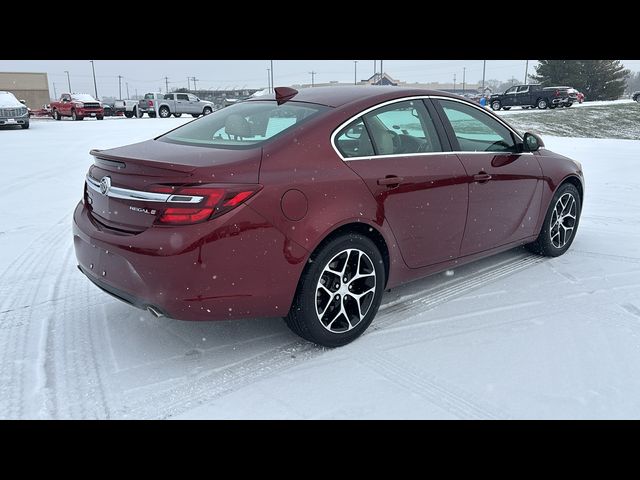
[377,176,404,187]
[473,172,492,183]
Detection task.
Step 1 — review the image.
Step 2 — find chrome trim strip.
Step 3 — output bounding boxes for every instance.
[86,176,203,203]
[330,94,527,162]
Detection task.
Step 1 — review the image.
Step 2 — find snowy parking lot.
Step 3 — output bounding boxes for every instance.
[1,106,640,419]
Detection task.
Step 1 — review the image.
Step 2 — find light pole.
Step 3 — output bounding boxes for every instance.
[64,70,71,93]
[482,60,486,94]
[354,60,358,85]
[126,82,130,99]
[380,60,383,84]
[118,75,122,100]
[309,71,316,87]
[453,74,456,94]
[270,60,274,92]
[165,77,169,93]
[524,60,529,84]
[53,82,57,99]
[267,68,271,93]
[462,67,466,95]
[89,60,98,99]
[187,77,191,91]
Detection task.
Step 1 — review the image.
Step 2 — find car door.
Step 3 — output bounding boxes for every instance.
[502,86,518,107]
[337,99,468,268]
[515,85,531,106]
[188,94,201,114]
[61,94,72,115]
[433,98,544,256]
[175,93,190,113]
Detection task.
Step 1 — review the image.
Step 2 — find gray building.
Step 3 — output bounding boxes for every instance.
[0,72,51,109]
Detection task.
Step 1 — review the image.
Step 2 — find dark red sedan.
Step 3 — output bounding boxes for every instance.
[73,86,584,347]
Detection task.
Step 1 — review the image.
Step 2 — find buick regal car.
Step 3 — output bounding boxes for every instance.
[73,86,584,347]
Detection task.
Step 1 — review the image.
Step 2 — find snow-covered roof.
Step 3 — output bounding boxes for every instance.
[71,94,98,102]
[0,91,23,108]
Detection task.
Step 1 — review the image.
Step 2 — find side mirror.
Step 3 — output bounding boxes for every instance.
[523,132,544,152]
[19,99,26,105]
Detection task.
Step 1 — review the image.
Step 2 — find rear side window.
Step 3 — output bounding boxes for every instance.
[159,100,328,148]
[144,93,156,99]
[335,119,374,158]
[438,99,517,153]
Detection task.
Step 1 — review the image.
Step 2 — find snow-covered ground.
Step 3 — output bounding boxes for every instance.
[1,114,639,419]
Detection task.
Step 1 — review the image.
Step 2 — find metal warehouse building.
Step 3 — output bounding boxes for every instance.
[0,72,50,109]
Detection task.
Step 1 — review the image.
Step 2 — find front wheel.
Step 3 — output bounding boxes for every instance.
[124,111,133,118]
[21,122,30,129]
[537,98,548,109]
[491,100,502,111]
[502,106,511,110]
[158,106,171,118]
[526,183,581,257]
[191,114,200,118]
[173,113,182,118]
[96,116,104,120]
[203,106,213,115]
[285,234,385,347]
[53,110,61,120]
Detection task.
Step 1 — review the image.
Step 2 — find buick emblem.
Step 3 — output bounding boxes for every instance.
[100,176,111,195]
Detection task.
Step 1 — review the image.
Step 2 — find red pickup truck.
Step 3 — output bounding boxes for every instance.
[51,93,104,121]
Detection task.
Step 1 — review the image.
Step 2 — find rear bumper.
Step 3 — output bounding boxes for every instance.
[72,200,308,321]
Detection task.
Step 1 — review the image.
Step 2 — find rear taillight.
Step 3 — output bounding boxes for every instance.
[149,100,154,106]
[153,185,262,225]
[554,90,560,97]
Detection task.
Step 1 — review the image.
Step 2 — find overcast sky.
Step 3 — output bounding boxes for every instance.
[2,59,640,99]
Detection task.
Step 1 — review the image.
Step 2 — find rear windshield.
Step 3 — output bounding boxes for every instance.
[144,93,158,99]
[158,100,329,149]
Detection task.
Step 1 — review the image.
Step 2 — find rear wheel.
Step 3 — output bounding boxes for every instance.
[173,113,182,118]
[502,106,511,110]
[285,234,385,347]
[537,98,548,109]
[124,111,133,118]
[522,106,530,109]
[526,183,581,257]
[159,106,171,118]
[96,116,104,120]
[549,104,557,109]
[53,109,61,120]
[565,103,572,107]
[191,114,200,118]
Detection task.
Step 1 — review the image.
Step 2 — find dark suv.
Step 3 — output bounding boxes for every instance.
[490,84,572,110]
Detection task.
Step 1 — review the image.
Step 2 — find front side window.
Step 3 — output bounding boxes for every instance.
[177,94,189,101]
[159,100,328,148]
[188,94,198,102]
[438,99,517,153]
[517,86,530,93]
[335,119,374,158]
[505,86,518,94]
[362,100,442,155]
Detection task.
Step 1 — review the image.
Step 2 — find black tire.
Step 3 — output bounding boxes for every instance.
[503,106,511,110]
[173,113,182,118]
[285,233,385,347]
[522,106,530,109]
[565,103,572,108]
[124,111,133,118]
[191,114,200,118]
[526,183,581,257]
[96,116,104,120]
[203,106,213,115]
[21,122,29,129]
[133,107,138,118]
[148,111,156,118]
[491,100,502,111]
[72,110,78,121]
[159,106,171,118]
[536,98,548,109]
[53,110,61,120]
[549,104,557,109]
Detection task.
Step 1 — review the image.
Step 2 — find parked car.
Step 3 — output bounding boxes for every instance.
[490,84,573,110]
[0,91,30,129]
[154,92,215,118]
[51,93,104,120]
[73,86,584,347]
[568,88,585,103]
[137,93,163,118]
[102,103,114,117]
[632,91,640,103]
[116,100,141,118]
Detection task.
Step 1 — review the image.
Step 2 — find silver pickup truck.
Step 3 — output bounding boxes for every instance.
[147,93,215,118]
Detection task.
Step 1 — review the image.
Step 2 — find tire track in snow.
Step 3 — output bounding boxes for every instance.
[0,220,70,418]
[124,253,543,419]
[359,350,510,419]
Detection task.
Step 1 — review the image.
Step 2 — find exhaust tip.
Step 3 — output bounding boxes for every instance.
[147,305,164,318]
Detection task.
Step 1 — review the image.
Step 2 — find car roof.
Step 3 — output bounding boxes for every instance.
[246,85,462,108]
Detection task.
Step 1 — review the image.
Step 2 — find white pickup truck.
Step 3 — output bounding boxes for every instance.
[114,99,142,118]
[152,93,215,118]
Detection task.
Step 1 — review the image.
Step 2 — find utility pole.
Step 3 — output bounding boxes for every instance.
[267,68,271,93]
[453,73,456,94]
[482,60,486,93]
[90,60,98,99]
[187,77,191,91]
[462,67,466,95]
[192,77,198,91]
[126,82,130,99]
[309,71,316,87]
[524,59,529,84]
[53,82,57,99]
[135,88,138,99]
[380,60,383,84]
[270,60,274,91]
[354,60,358,85]
[165,77,169,93]
[373,60,376,78]
[64,70,71,93]
[118,75,122,99]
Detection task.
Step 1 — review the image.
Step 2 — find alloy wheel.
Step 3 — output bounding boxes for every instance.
[315,248,376,333]
[549,192,577,248]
